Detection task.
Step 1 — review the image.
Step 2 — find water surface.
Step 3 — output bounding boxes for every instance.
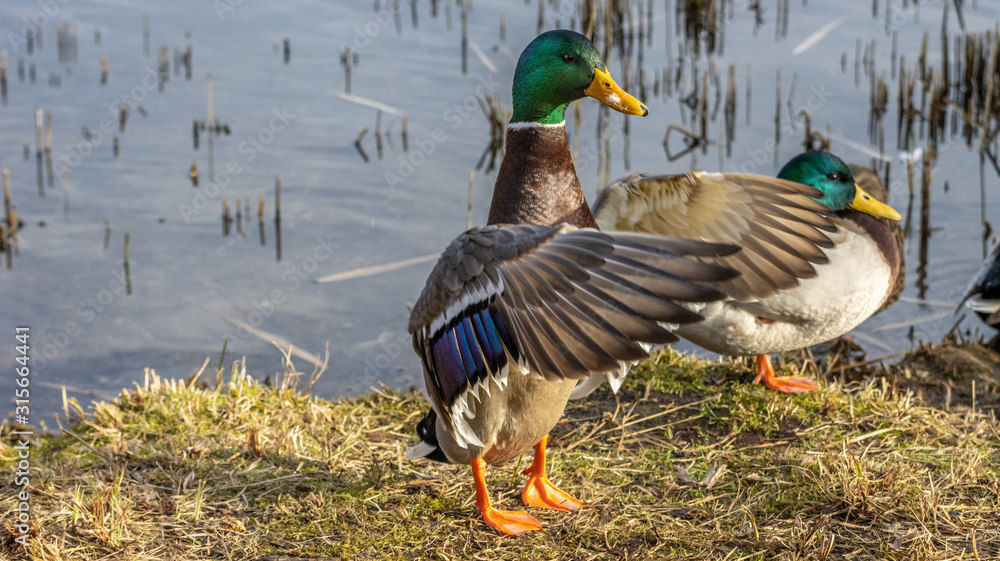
[1,1,997,424]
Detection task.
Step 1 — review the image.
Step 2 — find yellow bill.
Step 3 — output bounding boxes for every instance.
[584,67,648,116]
[850,184,902,221]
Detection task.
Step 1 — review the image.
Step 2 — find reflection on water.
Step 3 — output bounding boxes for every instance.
[1,0,999,423]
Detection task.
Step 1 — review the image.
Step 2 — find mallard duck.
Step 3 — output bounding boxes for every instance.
[593,152,903,393]
[406,30,748,536]
[406,29,846,535]
[406,224,738,534]
[958,240,1000,328]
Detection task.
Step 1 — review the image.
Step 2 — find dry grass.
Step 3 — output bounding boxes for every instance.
[2,342,998,560]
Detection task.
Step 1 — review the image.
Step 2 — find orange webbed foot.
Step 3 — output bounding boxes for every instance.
[521,472,588,511]
[472,457,543,536]
[519,435,588,512]
[479,505,542,535]
[753,354,819,394]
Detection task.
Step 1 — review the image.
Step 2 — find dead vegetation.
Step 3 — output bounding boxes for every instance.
[1,343,998,560]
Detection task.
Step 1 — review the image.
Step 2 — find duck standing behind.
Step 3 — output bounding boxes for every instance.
[593,152,903,393]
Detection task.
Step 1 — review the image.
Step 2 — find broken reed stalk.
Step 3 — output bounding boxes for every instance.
[236,198,243,236]
[3,169,13,242]
[375,110,383,160]
[903,156,915,238]
[124,232,132,295]
[35,106,43,197]
[402,116,409,152]
[979,27,998,155]
[461,6,468,74]
[2,168,14,268]
[61,155,69,216]
[45,108,54,187]
[392,0,402,34]
[103,217,111,250]
[354,127,369,163]
[274,175,282,262]
[343,46,351,93]
[222,199,230,236]
[274,175,281,225]
[916,156,932,300]
[258,191,266,246]
[1,49,7,104]
[216,338,228,388]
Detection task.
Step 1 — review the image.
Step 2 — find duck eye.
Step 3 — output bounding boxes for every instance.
[561,53,575,63]
[826,172,842,181]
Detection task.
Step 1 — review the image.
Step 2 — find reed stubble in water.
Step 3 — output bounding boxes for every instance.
[342,46,352,94]
[1,49,7,106]
[35,107,43,198]
[61,155,69,218]
[236,198,243,237]
[44,109,54,188]
[258,191,266,247]
[274,175,281,262]
[354,127,369,163]
[375,110,383,160]
[3,169,15,269]
[222,200,231,237]
[124,232,132,296]
[461,6,467,75]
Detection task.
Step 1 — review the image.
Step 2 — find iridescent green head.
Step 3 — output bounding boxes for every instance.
[511,30,648,124]
[778,151,901,220]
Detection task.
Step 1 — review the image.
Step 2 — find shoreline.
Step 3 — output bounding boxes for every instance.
[2,339,998,559]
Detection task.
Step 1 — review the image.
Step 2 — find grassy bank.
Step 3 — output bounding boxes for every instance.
[2,341,999,560]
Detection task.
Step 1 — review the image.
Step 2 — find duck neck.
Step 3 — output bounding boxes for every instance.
[487,121,597,228]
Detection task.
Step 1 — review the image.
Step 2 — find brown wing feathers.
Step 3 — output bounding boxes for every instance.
[594,172,840,302]
[408,224,739,442]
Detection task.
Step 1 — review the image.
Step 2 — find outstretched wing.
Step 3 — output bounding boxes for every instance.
[408,224,739,448]
[592,171,838,302]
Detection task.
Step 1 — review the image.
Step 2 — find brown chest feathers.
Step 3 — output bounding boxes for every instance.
[487,125,598,228]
